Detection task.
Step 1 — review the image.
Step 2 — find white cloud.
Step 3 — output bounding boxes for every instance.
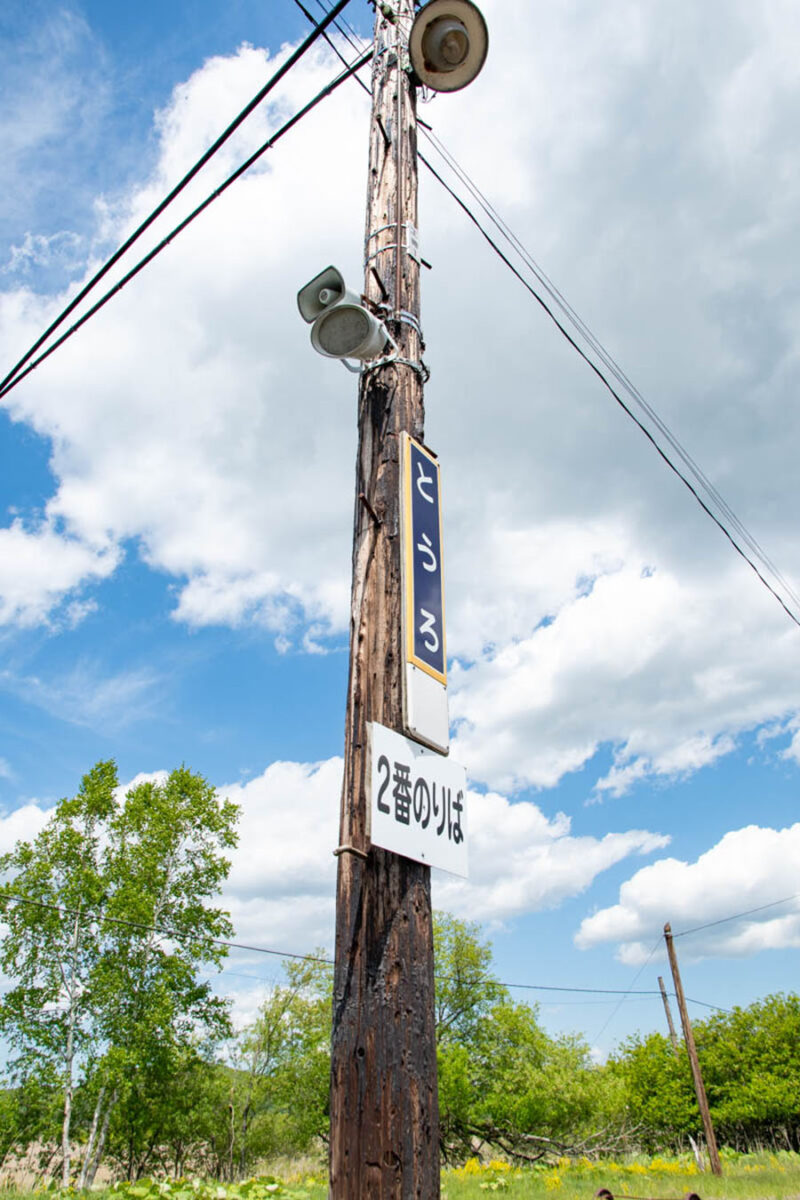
[0,6,112,251]
[2,2,800,793]
[0,803,50,853]
[215,757,668,958]
[0,519,117,628]
[575,823,800,963]
[222,758,341,911]
[2,231,84,277]
[449,561,800,794]
[1,38,368,645]
[432,789,669,924]
[781,720,800,766]
[0,661,163,731]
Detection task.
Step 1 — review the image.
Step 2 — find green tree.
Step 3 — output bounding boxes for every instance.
[84,766,238,1184]
[434,912,507,1045]
[0,761,238,1185]
[611,994,800,1153]
[610,1030,698,1150]
[232,955,332,1174]
[702,993,800,1150]
[0,761,116,1185]
[434,912,613,1163]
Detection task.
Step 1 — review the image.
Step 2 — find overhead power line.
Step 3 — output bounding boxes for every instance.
[419,150,800,632]
[673,892,800,939]
[290,4,800,632]
[592,936,662,1043]
[419,131,800,616]
[0,890,333,965]
[0,47,373,402]
[686,996,731,1013]
[0,0,356,398]
[293,0,372,95]
[312,0,369,55]
[0,890,723,1011]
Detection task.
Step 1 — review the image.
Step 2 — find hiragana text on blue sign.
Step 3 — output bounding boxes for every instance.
[404,438,446,684]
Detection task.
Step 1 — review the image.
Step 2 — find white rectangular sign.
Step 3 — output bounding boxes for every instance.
[368,721,468,878]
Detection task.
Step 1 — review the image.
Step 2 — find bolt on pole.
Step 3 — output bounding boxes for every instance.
[329,2,440,1196]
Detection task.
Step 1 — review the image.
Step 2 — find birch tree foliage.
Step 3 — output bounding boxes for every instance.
[0,760,115,1184]
[85,766,239,1184]
[0,760,239,1184]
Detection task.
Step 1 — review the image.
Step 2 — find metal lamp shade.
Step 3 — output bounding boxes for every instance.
[409,0,488,92]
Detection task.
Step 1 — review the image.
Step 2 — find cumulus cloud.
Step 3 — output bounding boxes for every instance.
[214,758,669,962]
[780,721,800,766]
[0,519,117,627]
[432,789,669,924]
[1,37,368,649]
[575,823,800,964]
[0,803,50,853]
[450,562,800,794]
[2,0,800,795]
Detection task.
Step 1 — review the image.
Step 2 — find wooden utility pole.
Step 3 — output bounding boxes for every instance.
[657,974,680,1057]
[329,2,440,1197]
[663,923,722,1176]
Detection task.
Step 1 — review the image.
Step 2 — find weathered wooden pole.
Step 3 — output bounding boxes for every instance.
[329,2,440,1196]
[658,974,680,1057]
[664,923,722,1175]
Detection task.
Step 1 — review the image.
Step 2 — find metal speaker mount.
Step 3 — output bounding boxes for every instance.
[409,0,488,93]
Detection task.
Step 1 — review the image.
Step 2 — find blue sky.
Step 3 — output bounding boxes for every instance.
[1,0,800,1059]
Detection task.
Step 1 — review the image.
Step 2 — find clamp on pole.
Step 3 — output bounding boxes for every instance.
[361,354,429,382]
[333,843,369,860]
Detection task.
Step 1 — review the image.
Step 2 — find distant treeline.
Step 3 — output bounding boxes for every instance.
[0,762,798,1182]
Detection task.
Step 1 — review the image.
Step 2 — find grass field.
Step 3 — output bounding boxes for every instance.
[441,1152,800,1199]
[9,1151,800,1200]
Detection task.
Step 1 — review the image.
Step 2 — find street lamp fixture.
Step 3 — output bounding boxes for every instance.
[409,0,489,92]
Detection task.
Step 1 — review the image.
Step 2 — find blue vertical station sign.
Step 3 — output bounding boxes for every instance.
[402,434,446,685]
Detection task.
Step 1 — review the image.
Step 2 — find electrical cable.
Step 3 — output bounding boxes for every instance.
[672,893,800,939]
[312,0,370,54]
[592,936,663,1044]
[0,46,373,403]
[286,3,800,630]
[686,996,731,1014]
[0,0,356,397]
[0,890,333,966]
[293,0,372,96]
[0,889,724,1010]
[419,151,800,631]
[419,128,800,619]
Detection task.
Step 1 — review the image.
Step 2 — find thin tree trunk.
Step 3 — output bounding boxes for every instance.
[688,1134,705,1172]
[227,1101,235,1183]
[78,1085,105,1188]
[239,1101,251,1178]
[61,909,82,1188]
[84,1087,118,1188]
